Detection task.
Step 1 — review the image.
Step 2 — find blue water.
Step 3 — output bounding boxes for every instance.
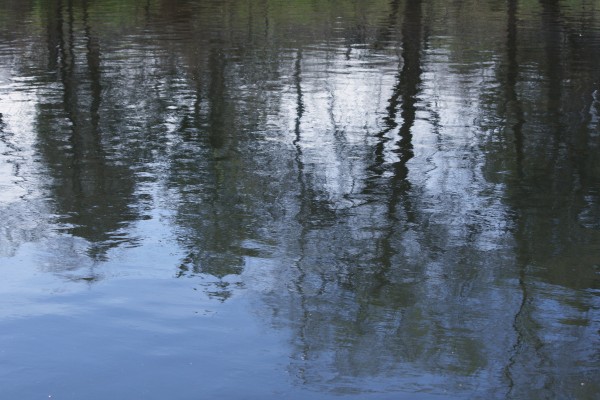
[0,0,599,398]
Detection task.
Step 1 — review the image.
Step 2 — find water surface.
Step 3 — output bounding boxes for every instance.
[1,0,599,399]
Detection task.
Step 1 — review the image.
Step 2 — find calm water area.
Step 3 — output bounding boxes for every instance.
[1,0,599,398]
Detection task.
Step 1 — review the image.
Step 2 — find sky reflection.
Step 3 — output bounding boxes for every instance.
[0,0,599,399]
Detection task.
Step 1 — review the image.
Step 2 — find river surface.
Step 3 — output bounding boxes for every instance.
[0,0,599,399]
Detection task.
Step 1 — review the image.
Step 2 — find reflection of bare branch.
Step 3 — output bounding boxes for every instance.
[367,0,420,189]
[84,0,102,132]
[370,0,423,299]
[392,0,422,183]
[502,4,527,395]
[293,49,304,149]
[208,47,227,149]
[291,48,310,383]
[373,0,401,50]
[505,0,525,179]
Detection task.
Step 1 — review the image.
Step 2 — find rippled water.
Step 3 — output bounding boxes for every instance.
[1,0,599,398]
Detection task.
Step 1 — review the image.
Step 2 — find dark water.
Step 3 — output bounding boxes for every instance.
[1,0,599,398]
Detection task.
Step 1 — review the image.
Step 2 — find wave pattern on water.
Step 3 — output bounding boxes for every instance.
[0,0,599,399]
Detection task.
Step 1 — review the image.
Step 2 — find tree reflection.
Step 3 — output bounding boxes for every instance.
[481,0,600,397]
[275,0,492,391]
[35,0,140,264]
[168,44,246,300]
[1,0,599,397]
[163,8,284,300]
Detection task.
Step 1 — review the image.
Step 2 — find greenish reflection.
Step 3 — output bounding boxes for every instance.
[0,0,598,398]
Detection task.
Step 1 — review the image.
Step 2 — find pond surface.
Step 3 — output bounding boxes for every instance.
[1,0,599,398]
